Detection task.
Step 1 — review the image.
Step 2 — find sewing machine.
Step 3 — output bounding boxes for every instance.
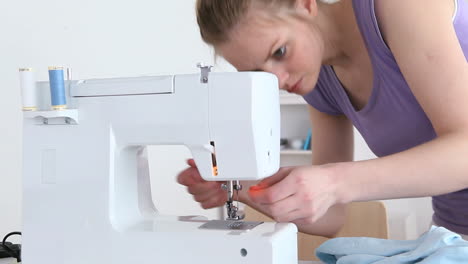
[21,66,298,263]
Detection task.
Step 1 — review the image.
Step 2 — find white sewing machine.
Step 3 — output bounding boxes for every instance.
[21,67,298,264]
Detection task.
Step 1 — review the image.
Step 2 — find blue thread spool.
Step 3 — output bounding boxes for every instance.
[48,66,67,110]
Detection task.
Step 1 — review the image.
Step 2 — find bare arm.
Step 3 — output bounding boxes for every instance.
[240,106,354,237]
[299,106,353,236]
[309,106,354,165]
[241,0,468,236]
[335,0,468,203]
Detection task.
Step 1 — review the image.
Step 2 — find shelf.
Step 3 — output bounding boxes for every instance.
[280,93,307,105]
[280,150,312,155]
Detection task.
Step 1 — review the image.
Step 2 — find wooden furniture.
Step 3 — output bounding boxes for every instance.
[244,201,389,261]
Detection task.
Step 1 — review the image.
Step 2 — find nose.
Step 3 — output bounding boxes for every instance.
[264,65,289,90]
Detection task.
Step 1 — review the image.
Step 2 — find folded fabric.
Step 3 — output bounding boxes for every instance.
[315,226,468,264]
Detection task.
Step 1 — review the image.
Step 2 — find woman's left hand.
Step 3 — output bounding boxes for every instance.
[248,164,343,226]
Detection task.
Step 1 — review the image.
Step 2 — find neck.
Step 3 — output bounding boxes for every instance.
[316,1,363,67]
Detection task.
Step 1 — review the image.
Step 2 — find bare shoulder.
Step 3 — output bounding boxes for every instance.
[374,0,455,44]
[372,0,468,135]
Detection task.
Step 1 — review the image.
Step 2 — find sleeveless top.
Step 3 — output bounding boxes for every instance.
[303,0,468,235]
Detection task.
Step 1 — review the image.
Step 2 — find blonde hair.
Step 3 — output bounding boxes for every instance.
[196,0,340,46]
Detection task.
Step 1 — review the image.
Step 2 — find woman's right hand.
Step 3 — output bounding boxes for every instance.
[177,159,226,209]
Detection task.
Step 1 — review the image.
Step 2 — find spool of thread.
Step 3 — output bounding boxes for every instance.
[48,66,67,110]
[19,68,38,111]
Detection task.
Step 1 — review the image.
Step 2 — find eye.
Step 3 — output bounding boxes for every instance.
[272,46,287,59]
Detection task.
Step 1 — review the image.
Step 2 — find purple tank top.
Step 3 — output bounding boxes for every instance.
[303,0,468,235]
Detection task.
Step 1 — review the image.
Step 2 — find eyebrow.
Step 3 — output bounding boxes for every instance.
[242,37,282,72]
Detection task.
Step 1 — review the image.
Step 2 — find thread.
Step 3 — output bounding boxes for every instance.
[19,68,38,111]
[48,66,67,110]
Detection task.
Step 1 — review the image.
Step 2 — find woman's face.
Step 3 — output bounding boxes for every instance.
[217,8,324,96]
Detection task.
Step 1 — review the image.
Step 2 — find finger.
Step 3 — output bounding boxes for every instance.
[261,194,300,221]
[273,209,304,223]
[187,158,197,168]
[193,188,224,203]
[201,196,225,209]
[251,167,292,190]
[176,169,196,185]
[187,181,222,195]
[290,199,331,225]
[293,215,320,226]
[177,167,203,185]
[249,172,297,204]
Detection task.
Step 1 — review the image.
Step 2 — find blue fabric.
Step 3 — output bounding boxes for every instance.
[315,226,468,264]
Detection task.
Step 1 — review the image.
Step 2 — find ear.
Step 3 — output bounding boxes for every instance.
[295,0,318,17]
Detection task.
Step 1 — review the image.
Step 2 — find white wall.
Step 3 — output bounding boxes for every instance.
[0,0,235,241]
[0,0,432,242]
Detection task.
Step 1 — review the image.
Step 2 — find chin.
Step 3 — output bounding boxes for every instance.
[294,84,311,96]
[300,77,318,95]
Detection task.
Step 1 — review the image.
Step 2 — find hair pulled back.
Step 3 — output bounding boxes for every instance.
[196,0,340,46]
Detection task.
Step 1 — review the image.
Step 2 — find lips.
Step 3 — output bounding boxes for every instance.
[288,78,302,94]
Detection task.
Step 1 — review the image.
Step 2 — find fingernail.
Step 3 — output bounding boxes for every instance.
[249,185,262,191]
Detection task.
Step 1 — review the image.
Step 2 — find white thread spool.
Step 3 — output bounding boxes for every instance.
[19,68,37,111]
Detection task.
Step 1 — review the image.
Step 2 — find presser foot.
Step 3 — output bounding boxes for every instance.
[222,180,245,220]
[225,201,245,221]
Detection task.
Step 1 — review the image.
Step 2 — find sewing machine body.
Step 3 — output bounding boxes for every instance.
[22,72,298,263]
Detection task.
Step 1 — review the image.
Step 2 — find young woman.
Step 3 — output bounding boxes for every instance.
[178,0,468,239]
